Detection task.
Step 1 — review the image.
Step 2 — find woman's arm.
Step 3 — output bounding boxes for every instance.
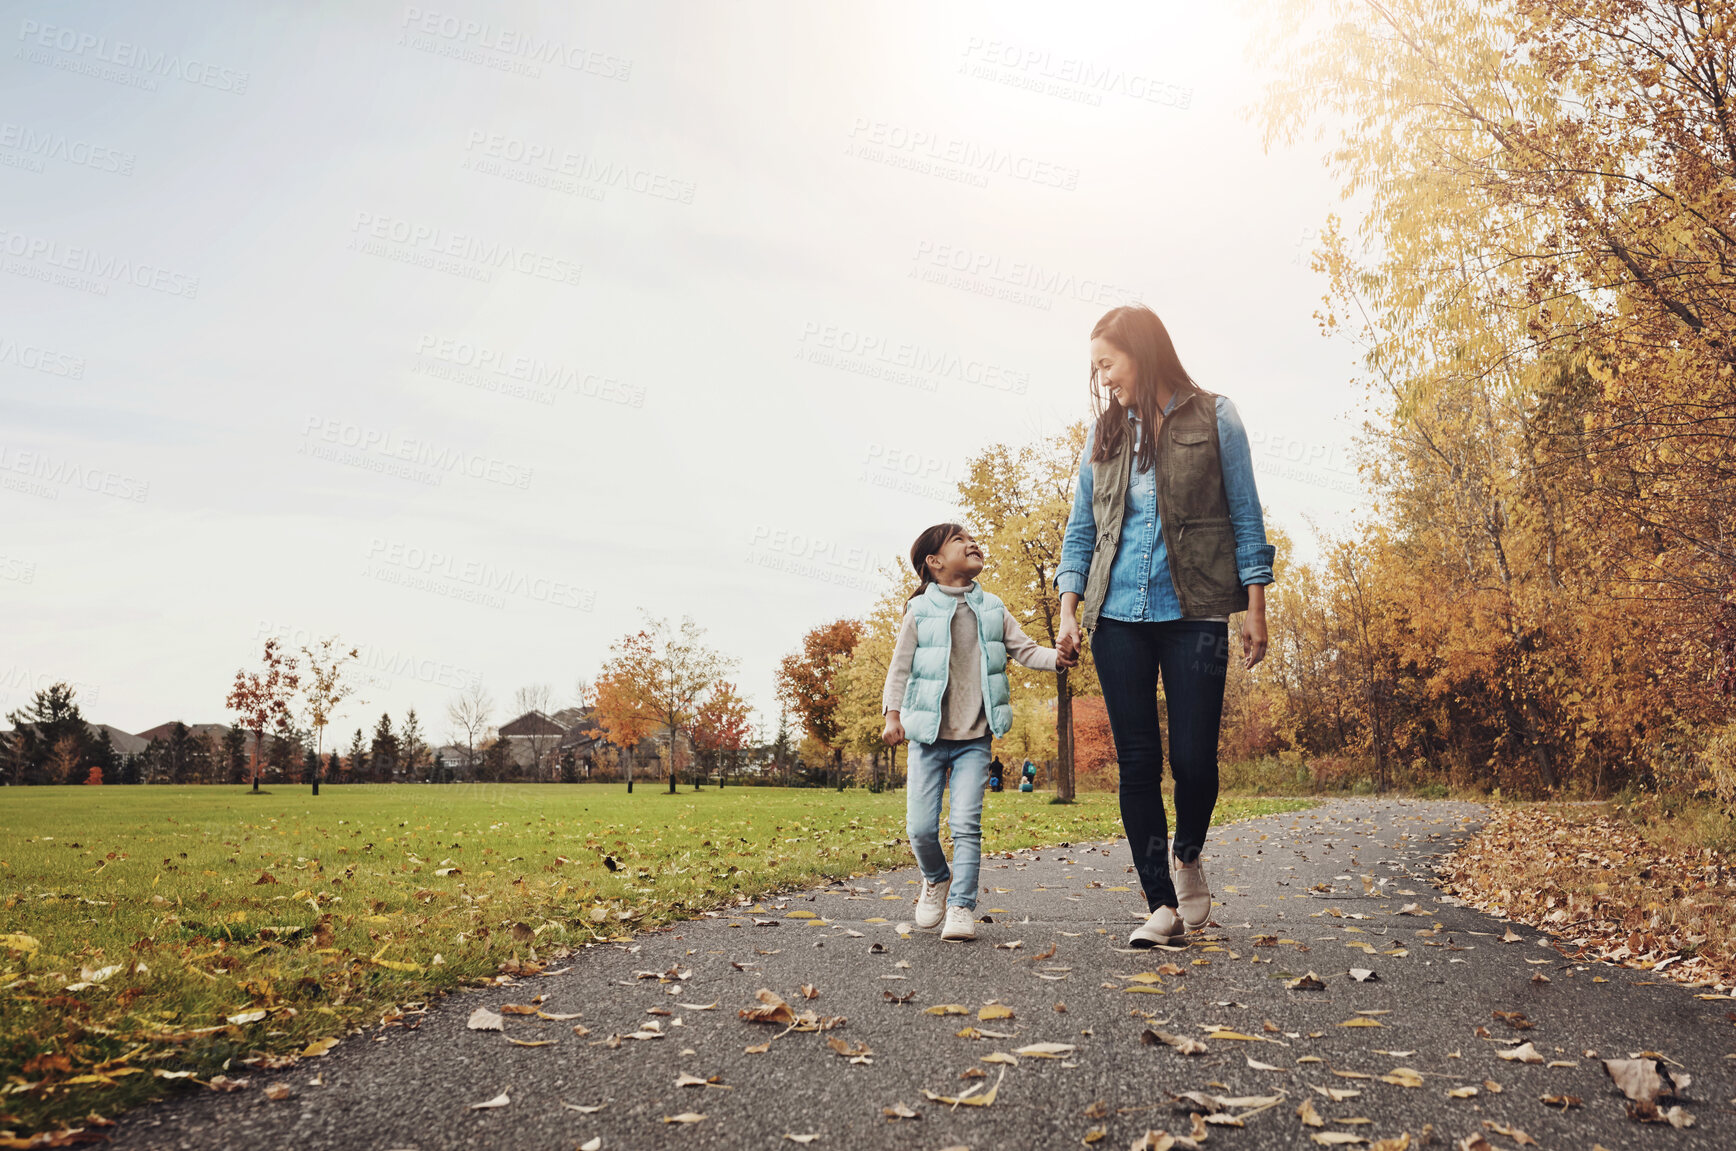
[1054,433,1097,660]
[1215,396,1276,588]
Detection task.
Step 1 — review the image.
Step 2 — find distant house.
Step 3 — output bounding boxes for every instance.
[492,706,690,777]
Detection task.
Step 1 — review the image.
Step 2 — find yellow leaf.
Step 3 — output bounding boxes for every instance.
[1339,1018,1383,1027]
[0,933,41,954]
[924,1004,970,1015]
[978,1004,1014,1020]
[301,1037,339,1057]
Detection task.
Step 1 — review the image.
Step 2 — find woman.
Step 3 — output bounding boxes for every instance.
[1055,304,1275,947]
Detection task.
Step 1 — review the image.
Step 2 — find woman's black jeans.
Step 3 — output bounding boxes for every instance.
[1091,617,1228,911]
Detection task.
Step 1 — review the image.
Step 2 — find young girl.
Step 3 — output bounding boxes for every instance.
[882,523,1075,940]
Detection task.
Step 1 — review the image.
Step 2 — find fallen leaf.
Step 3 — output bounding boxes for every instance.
[924,1004,971,1016]
[740,989,796,1025]
[1482,1122,1536,1147]
[499,1003,541,1015]
[1539,1094,1582,1109]
[468,1090,510,1110]
[784,1136,821,1145]
[1339,1018,1383,1028]
[978,1004,1015,1020]
[579,1139,601,1151]
[1142,1029,1207,1055]
[1447,1086,1478,1099]
[1247,1055,1284,1071]
[882,1102,920,1120]
[467,1007,504,1032]
[800,984,820,999]
[1380,1068,1425,1089]
[1130,1133,1176,1151]
[1298,1099,1326,1128]
[744,1042,771,1054]
[1370,1136,1411,1151]
[263,1083,292,1101]
[1312,1134,1366,1146]
[1314,1086,1362,1102]
[923,1066,1005,1106]
[1497,1043,1543,1064]
[506,1039,555,1047]
[1083,1125,1108,1144]
[1288,972,1326,990]
[1350,969,1378,982]
[301,1037,339,1057]
[1014,1041,1077,1059]
[982,1052,1019,1066]
[663,1112,707,1124]
[562,1102,606,1113]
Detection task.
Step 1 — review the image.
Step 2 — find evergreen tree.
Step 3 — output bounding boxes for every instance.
[482,737,510,784]
[5,683,88,786]
[166,723,193,784]
[89,727,120,781]
[400,708,429,782]
[370,713,399,782]
[267,726,301,782]
[118,753,141,786]
[326,750,342,785]
[431,749,450,784]
[223,726,248,785]
[303,747,321,785]
[560,747,578,783]
[346,728,368,782]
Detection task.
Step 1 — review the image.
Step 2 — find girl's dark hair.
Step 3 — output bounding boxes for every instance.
[1089,304,1203,471]
[908,522,966,601]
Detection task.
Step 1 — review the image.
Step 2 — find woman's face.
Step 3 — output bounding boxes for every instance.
[1090,336,1138,409]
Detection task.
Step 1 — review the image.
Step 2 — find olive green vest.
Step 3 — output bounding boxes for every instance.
[1080,390,1248,629]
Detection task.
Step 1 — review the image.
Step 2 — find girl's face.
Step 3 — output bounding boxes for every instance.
[1090,336,1139,409]
[926,529,985,582]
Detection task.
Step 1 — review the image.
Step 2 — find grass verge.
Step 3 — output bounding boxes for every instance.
[0,784,1310,1134]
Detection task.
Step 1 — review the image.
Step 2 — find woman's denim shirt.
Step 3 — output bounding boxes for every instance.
[1056,393,1275,622]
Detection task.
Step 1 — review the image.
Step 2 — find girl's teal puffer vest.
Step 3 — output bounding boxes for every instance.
[899,581,1012,745]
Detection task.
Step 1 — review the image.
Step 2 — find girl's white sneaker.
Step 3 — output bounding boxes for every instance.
[1128,906,1185,948]
[941,906,977,941]
[915,878,951,929]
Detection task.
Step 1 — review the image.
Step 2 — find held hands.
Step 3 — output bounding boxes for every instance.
[881,712,905,746]
[1056,613,1082,664]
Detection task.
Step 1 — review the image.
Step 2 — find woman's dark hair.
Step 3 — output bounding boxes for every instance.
[908,522,966,601]
[1089,304,1202,471]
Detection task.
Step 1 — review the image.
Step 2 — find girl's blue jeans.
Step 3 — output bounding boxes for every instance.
[905,734,990,909]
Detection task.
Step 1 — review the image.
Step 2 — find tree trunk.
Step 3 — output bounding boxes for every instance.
[311,733,321,797]
[1054,669,1076,801]
[667,726,678,794]
[250,729,262,793]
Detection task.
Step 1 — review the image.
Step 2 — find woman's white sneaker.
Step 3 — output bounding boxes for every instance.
[915,878,951,929]
[941,906,977,941]
[1129,906,1184,948]
[1173,855,1212,930]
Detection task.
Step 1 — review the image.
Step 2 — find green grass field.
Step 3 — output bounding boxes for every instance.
[0,784,1311,1133]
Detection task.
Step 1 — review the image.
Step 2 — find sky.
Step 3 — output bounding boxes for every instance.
[0,0,1369,743]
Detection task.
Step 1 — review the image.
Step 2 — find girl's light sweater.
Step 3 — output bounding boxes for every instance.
[881,582,1059,740]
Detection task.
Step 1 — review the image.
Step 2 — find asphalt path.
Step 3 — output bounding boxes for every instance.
[109,798,1736,1150]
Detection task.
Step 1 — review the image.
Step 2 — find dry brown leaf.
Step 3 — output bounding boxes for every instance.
[1298,1099,1326,1128]
[922,1066,1005,1107]
[468,1090,510,1110]
[1447,1086,1478,1099]
[924,1004,971,1015]
[1380,1068,1424,1089]
[744,1041,771,1054]
[1539,1093,1582,1110]
[1288,972,1327,990]
[506,1038,555,1047]
[784,1136,821,1145]
[1370,1135,1411,1151]
[1482,1121,1537,1147]
[499,1003,540,1015]
[800,984,820,999]
[1082,1125,1108,1144]
[1602,1057,1672,1105]
[1130,1132,1176,1151]
[262,1082,292,1101]
[1312,1134,1367,1146]
[740,988,796,1024]
[882,1101,920,1120]
[1142,1029,1207,1055]
[1497,1043,1543,1064]
[1014,1041,1077,1059]
[663,1112,707,1124]
[978,1004,1015,1020]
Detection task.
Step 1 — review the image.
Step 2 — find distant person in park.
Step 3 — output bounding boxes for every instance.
[883,523,1077,941]
[1021,758,1036,789]
[1054,304,1275,948]
[988,756,1004,792]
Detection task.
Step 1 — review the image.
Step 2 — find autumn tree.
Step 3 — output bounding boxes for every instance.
[592,650,657,793]
[595,616,736,793]
[692,680,753,787]
[226,639,300,793]
[777,619,862,790]
[299,637,360,796]
[959,423,1100,801]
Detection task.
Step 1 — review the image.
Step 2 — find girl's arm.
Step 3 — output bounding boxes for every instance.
[880,608,921,715]
[1001,610,1060,672]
